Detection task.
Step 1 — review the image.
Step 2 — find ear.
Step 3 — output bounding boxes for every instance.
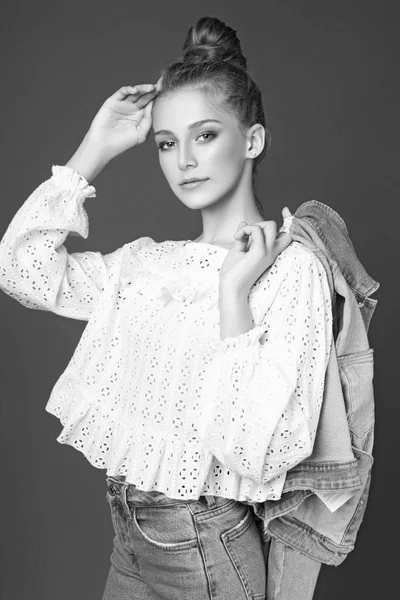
[245,124,269,159]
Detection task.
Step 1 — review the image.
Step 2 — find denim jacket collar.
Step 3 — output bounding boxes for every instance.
[293,200,380,301]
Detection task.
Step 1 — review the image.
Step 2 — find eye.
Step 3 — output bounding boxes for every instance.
[157,132,217,152]
[197,132,216,142]
[158,141,175,152]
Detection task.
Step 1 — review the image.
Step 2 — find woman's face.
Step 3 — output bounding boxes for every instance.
[152,87,249,208]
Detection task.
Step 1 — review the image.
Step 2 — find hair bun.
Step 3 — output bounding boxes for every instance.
[181,16,247,71]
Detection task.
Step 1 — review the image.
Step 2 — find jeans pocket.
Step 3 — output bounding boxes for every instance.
[132,504,199,552]
[221,506,266,600]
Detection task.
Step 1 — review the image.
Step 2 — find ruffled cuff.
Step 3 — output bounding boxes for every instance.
[51,164,97,199]
[49,165,97,239]
[209,323,266,353]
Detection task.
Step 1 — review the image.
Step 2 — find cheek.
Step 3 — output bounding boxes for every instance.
[207,137,243,168]
[158,153,173,178]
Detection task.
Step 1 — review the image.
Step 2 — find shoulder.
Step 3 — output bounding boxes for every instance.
[271,241,325,280]
[280,240,319,263]
[256,242,330,309]
[124,237,181,256]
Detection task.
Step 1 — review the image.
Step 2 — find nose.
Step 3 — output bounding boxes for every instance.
[178,142,197,170]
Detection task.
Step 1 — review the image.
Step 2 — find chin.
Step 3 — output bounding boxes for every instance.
[181,194,220,208]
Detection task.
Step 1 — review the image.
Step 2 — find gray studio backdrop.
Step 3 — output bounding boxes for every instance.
[0,1,397,598]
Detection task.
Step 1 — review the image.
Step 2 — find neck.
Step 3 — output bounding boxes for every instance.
[196,179,264,246]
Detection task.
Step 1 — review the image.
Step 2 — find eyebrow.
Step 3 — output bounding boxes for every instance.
[154,119,223,137]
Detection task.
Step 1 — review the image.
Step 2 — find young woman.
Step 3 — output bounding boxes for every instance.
[0,16,332,600]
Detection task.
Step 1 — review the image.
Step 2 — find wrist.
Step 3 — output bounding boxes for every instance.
[218,289,254,341]
[66,130,113,184]
[218,284,249,305]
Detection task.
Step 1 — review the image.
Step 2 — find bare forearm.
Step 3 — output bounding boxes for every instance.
[218,289,253,340]
[65,130,113,184]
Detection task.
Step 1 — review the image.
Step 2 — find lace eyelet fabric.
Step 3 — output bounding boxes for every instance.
[0,165,333,504]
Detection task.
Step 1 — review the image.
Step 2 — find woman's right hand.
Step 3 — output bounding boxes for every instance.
[87,83,160,159]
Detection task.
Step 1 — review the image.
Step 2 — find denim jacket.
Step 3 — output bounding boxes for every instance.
[252,200,379,566]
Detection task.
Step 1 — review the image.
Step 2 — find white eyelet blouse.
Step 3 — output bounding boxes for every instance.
[0,165,333,504]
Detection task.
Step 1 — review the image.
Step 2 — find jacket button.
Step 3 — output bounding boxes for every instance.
[108,484,118,496]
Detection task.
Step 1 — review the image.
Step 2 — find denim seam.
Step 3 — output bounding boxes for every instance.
[274,541,285,599]
[128,500,196,508]
[287,459,357,470]
[221,509,259,600]
[282,481,361,493]
[296,199,350,235]
[252,490,314,531]
[191,499,239,522]
[106,482,133,521]
[279,515,354,552]
[266,524,350,566]
[187,505,214,600]
[340,469,372,544]
[340,362,373,439]
[349,422,375,439]
[293,214,379,298]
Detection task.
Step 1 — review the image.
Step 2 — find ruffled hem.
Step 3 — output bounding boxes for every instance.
[45,398,286,503]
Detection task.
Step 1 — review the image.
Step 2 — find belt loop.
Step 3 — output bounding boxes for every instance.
[120,482,133,521]
[203,495,217,509]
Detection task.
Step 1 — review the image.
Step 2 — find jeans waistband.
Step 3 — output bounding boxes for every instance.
[105,475,230,510]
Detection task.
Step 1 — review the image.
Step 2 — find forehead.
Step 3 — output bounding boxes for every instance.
[152,87,235,133]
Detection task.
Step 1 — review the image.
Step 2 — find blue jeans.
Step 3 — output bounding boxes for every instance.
[102,476,321,600]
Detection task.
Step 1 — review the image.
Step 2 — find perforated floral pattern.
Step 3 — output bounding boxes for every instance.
[0,165,333,504]
[198,249,333,486]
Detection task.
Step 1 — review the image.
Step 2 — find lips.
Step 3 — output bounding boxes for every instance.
[179,178,208,186]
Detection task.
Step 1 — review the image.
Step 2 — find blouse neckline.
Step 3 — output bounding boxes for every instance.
[182,240,230,252]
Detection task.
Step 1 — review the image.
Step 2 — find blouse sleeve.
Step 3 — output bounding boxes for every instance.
[0,164,126,321]
[197,248,333,485]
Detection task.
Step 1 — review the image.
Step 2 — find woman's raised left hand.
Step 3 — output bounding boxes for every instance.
[219,207,293,296]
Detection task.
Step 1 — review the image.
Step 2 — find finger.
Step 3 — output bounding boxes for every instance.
[132,89,159,109]
[154,76,163,92]
[111,86,140,101]
[278,207,293,238]
[274,231,292,255]
[256,220,278,248]
[142,99,154,124]
[233,223,266,253]
[262,221,278,256]
[130,84,156,94]
[232,221,249,252]
[131,84,159,103]
[110,84,157,103]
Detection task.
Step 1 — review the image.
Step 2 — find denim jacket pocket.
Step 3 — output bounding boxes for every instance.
[339,445,374,549]
[338,348,375,439]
